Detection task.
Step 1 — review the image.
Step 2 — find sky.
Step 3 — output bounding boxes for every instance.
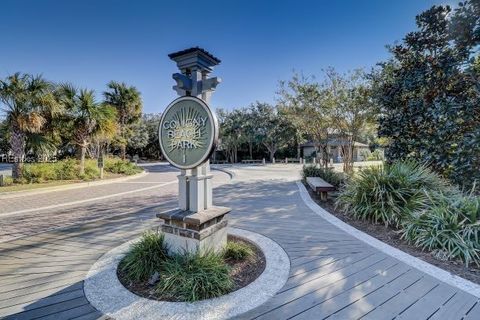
[0,0,451,114]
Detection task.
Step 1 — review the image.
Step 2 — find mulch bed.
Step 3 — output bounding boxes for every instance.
[305,185,480,285]
[225,235,266,291]
[117,235,266,301]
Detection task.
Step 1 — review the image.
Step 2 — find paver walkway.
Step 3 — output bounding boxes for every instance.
[0,164,479,319]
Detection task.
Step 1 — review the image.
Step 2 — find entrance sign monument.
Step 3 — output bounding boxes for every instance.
[157,47,230,253]
[159,96,218,169]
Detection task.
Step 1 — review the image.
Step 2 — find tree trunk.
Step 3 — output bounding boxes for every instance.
[321,144,329,170]
[80,143,86,176]
[9,123,25,181]
[341,144,354,174]
[264,143,276,162]
[249,142,253,160]
[121,144,126,160]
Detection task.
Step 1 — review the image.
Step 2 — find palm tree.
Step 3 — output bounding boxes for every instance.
[58,84,117,175]
[0,73,59,180]
[103,81,142,159]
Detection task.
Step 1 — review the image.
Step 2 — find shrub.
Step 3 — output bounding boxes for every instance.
[105,158,142,175]
[302,164,345,188]
[120,231,169,281]
[336,161,450,227]
[156,250,233,302]
[402,192,480,266]
[54,159,78,180]
[0,176,14,186]
[23,163,58,183]
[223,240,254,261]
[82,160,100,180]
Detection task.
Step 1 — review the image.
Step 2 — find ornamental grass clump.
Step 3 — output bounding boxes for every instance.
[156,250,233,302]
[336,161,449,227]
[222,240,254,261]
[402,191,480,266]
[120,231,169,281]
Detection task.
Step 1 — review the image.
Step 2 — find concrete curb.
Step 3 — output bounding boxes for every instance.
[296,181,480,298]
[84,227,290,320]
[0,170,147,199]
[211,166,236,180]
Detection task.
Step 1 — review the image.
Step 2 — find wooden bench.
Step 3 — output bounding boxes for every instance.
[306,177,336,201]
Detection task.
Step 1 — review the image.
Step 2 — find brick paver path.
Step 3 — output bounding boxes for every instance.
[0,164,479,319]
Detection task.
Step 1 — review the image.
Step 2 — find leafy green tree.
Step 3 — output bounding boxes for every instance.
[127,120,149,154]
[103,81,142,159]
[251,102,295,162]
[325,68,377,173]
[278,73,333,168]
[0,73,60,180]
[372,2,480,188]
[58,84,117,175]
[0,118,9,154]
[217,108,246,163]
[141,113,162,159]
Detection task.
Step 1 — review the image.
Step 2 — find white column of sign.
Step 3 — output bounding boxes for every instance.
[201,72,213,211]
[187,68,208,212]
[203,160,213,208]
[178,169,189,210]
[189,167,205,212]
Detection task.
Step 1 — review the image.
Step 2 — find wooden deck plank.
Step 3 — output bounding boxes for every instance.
[281,253,386,292]
[36,305,100,320]
[428,291,478,320]
[463,301,480,320]
[251,258,398,320]
[289,263,410,319]
[396,283,457,319]
[361,276,439,320]
[0,289,85,317]
[0,282,83,313]
[0,274,84,301]
[326,269,422,319]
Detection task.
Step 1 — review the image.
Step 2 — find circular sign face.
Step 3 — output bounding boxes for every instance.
[158,96,218,169]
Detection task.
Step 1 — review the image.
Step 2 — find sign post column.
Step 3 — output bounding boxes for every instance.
[157,47,229,254]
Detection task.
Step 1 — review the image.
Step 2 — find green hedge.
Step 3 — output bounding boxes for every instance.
[104,158,143,175]
[20,157,141,183]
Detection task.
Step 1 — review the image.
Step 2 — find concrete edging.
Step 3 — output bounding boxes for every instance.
[296,181,480,298]
[211,166,236,180]
[84,227,290,320]
[0,170,147,199]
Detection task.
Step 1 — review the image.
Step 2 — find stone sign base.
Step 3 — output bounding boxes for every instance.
[157,206,230,254]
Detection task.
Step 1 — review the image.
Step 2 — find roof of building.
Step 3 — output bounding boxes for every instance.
[168,47,221,64]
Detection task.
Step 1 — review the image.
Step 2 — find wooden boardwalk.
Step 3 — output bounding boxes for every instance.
[1,165,479,319]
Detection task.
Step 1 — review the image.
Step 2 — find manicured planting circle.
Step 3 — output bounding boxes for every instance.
[116,235,266,302]
[84,228,290,320]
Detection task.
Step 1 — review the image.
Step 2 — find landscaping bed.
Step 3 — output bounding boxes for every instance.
[305,185,480,285]
[117,233,266,302]
[0,158,142,192]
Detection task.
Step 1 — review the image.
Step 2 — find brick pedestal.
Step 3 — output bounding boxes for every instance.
[157,206,230,254]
